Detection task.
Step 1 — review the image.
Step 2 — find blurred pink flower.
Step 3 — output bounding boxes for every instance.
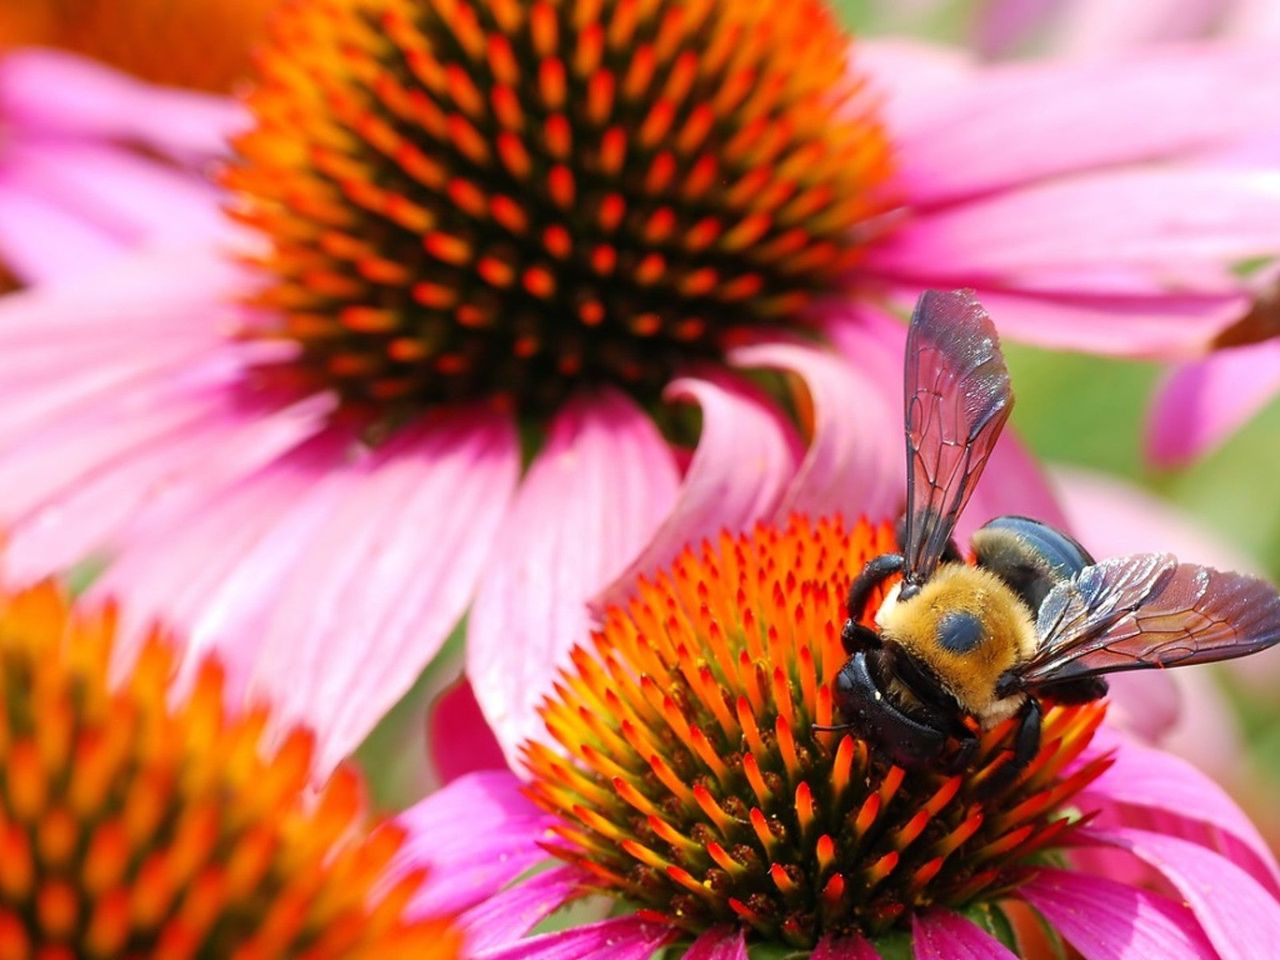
[394,728,1280,959]
[0,48,242,283]
[3,10,1280,777]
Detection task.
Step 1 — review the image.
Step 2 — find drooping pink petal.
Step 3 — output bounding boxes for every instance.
[1082,826,1280,960]
[461,866,584,954]
[1021,866,1216,959]
[474,916,677,960]
[468,389,680,766]
[882,46,1280,206]
[971,0,1062,58]
[729,339,898,522]
[429,679,508,785]
[912,910,1018,959]
[684,926,747,960]
[856,39,974,136]
[870,169,1280,296]
[1077,727,1280,895]
[593,370,801,612]
[811,933,881,959]
[246,407,519,776]
[0,47,247,158]
[1148,340,1280,464]
[395,770,555,917]
[0,180,134,283]
[963,428,1069,540]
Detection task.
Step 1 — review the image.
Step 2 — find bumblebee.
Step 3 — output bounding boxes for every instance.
[833,290,1280,786]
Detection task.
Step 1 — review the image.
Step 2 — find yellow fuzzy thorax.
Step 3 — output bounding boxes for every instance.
[875,564,1037,724]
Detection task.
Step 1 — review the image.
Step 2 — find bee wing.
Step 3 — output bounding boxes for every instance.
[902,290,1013,582]
[1019,553,1280,686]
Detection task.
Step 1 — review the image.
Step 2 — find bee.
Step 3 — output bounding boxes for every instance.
[832,289,1280,787]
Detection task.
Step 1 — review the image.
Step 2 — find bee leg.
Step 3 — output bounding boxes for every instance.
[977,698,1041,798]
[842,553,905,654]
[943,724,979,774]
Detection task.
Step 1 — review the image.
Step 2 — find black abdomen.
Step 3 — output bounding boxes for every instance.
[971,515,1094,612]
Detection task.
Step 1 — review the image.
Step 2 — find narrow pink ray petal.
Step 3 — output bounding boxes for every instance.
[1077,727,1280,894]
[1082,826,1280,960]
[1022,866,1216,959]
[912,910,1018,959]
[1148,341,1280,465]
[0,181,131,283]
[0,138,230,279]
[460,866,584,954]
[429,679,508,785]
[468,388,680,766]
[729,340,898,521]
[474,916,677,960]
[811,932,880,959]
[963,428,1069,540]
[684,927,747,960]
[972,0,1062,58]
[870,169,1280,282]
[884,46,1280,206]
[857,39,974,136]
[243,407,519,775]
[592,370,801,612]
[395,770,556,917]
[0,47,247,157]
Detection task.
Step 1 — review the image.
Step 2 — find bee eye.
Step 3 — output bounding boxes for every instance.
[937,610,985,654]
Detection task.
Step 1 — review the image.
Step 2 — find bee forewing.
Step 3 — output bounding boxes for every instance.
[1023,553,1280,685]
[902,290,1013,582]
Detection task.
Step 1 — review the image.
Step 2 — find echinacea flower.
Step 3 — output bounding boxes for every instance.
[3,0,1280,780]
[0,0,277,93]
[414,515,1280,959]
[0,580,462,957]
[0,48,241,285]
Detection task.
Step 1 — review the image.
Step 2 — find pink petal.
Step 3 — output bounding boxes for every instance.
[468,389,680,766]
[811,933,881,959]
[1021,866,1216,959]
[684,927,747,960]
[870,168,1280,288]
[1148,341,1280,465]
[247,408,519,775]
[0,180,132,283]
[963,429,1069,542]
[912,910,1018,959]
[593,370,801,611]
[395,770,555,917]
[429,679,509,785]
[857,39,975,137]
[893,283,1246,358]
[1082,826,1280,960]
[1077,728,1280,895]
[729,339,898,521]
[0,47,247,158]
[1055,0,1225,57]
[972,0,1062,58]
[474,916,677,960]
[885,46,1280,205]
[461,866,583,954]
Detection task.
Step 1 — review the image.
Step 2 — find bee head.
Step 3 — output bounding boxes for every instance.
[875,564,1037,725]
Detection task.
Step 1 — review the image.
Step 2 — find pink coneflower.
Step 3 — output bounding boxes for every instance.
[3,0,1280,777]
[411,515,1280,959]
[0,580,464,957]
[0,48,240,285]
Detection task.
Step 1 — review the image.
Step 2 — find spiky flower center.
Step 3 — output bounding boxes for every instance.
[0,0,276,92]
[0,583,461,958]
[525,516,1109,947]
[229,0,892,419]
